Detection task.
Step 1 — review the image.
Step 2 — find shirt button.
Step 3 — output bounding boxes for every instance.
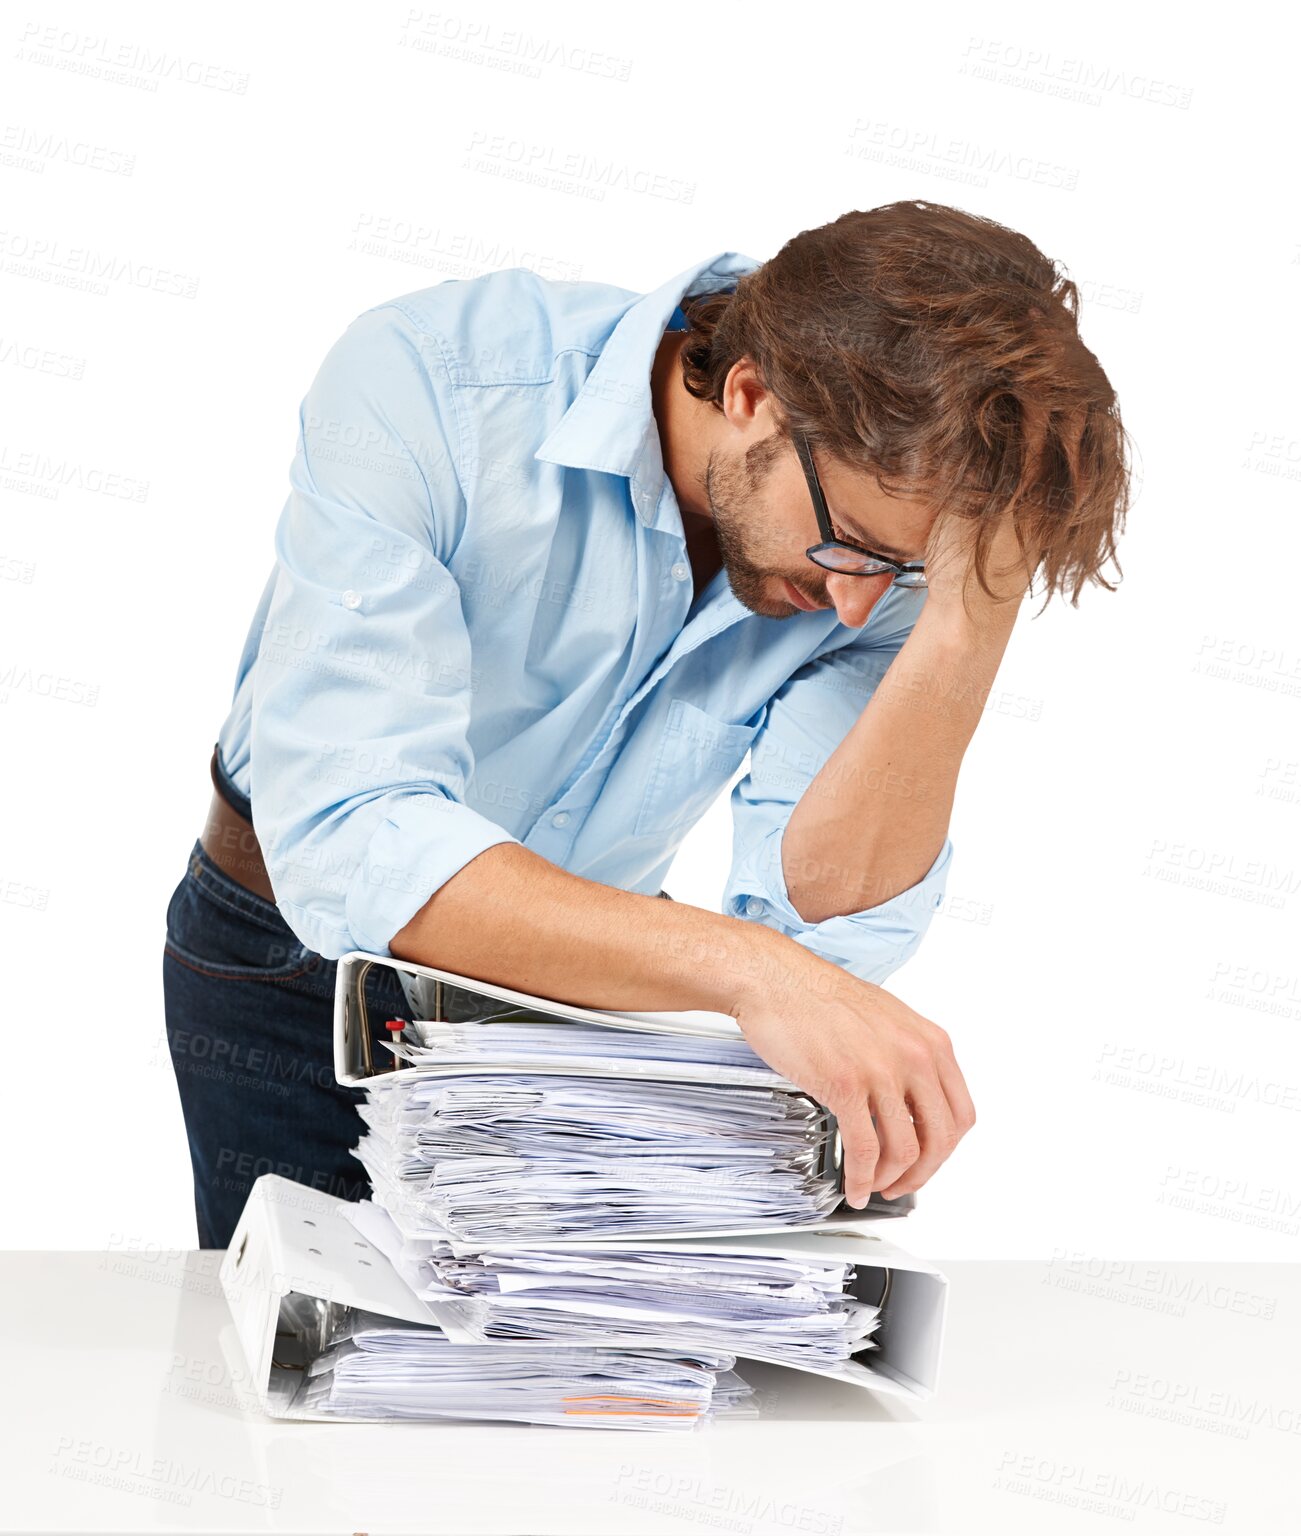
[933,893,944,909]
[670,561,690,582]
[745,897,765,917]
[341,589,362,610]
[551,811,571,828]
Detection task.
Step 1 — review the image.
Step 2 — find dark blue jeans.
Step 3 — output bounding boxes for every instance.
[162,751,408,1249]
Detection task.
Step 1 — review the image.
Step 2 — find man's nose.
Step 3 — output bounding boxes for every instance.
[826,572,893,627]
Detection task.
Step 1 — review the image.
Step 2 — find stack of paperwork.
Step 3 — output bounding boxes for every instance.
[220,957,947,1427]
[346,1198,883,1372]
[296,1310,752,1429]
[353,1067,841,1242]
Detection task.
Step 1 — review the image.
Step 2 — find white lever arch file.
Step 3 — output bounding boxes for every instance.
[220,1175,948,1420]
[332,948,918,1235]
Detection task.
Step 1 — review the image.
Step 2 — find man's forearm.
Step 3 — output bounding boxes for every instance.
[388,841,797,1017]
[782,598,1020,923]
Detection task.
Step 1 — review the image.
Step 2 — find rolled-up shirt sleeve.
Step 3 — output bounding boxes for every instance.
[722,601,954,985]
[249,303,522,960]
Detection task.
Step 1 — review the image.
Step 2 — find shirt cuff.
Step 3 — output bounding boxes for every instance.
[272,790,520,960]
[725,823,954,985]
[345,791,523,956]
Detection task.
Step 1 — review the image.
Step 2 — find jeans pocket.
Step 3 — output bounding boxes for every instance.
[165,839,319,982]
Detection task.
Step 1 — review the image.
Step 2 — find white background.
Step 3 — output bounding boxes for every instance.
[2,0,1297,1259]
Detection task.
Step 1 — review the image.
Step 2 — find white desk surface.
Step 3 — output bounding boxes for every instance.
[4,1249,1294,1535]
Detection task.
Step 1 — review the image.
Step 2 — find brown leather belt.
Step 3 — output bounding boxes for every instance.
[201,748,276,902]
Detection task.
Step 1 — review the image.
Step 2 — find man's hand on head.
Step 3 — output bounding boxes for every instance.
[923,507,1037,621]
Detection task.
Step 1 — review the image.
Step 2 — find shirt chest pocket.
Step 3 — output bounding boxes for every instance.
[635,698,762,840]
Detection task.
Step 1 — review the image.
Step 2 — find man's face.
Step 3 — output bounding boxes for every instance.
[703,431,937,628]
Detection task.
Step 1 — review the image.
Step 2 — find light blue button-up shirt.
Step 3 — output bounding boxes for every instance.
[215,251,953,981]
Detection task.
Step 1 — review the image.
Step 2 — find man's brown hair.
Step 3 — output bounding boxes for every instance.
[678,201,1131,610]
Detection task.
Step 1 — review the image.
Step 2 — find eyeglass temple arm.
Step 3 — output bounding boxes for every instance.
[792,429,835,541]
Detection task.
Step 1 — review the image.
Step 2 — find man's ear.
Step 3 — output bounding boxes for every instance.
[721,356,769,431]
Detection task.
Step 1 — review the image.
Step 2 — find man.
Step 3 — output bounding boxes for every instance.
[164,200,1129,1249]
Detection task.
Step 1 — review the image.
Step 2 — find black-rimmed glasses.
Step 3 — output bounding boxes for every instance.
[792,430,927,587]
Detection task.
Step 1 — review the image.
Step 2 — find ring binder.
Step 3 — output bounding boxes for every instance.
[218,1175,947,1420]
[334,949,915,1225]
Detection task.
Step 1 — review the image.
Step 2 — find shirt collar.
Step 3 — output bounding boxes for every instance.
[533,251,761,531]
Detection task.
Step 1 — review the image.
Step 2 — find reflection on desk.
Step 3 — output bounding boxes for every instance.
[5,1249,1294,1533]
